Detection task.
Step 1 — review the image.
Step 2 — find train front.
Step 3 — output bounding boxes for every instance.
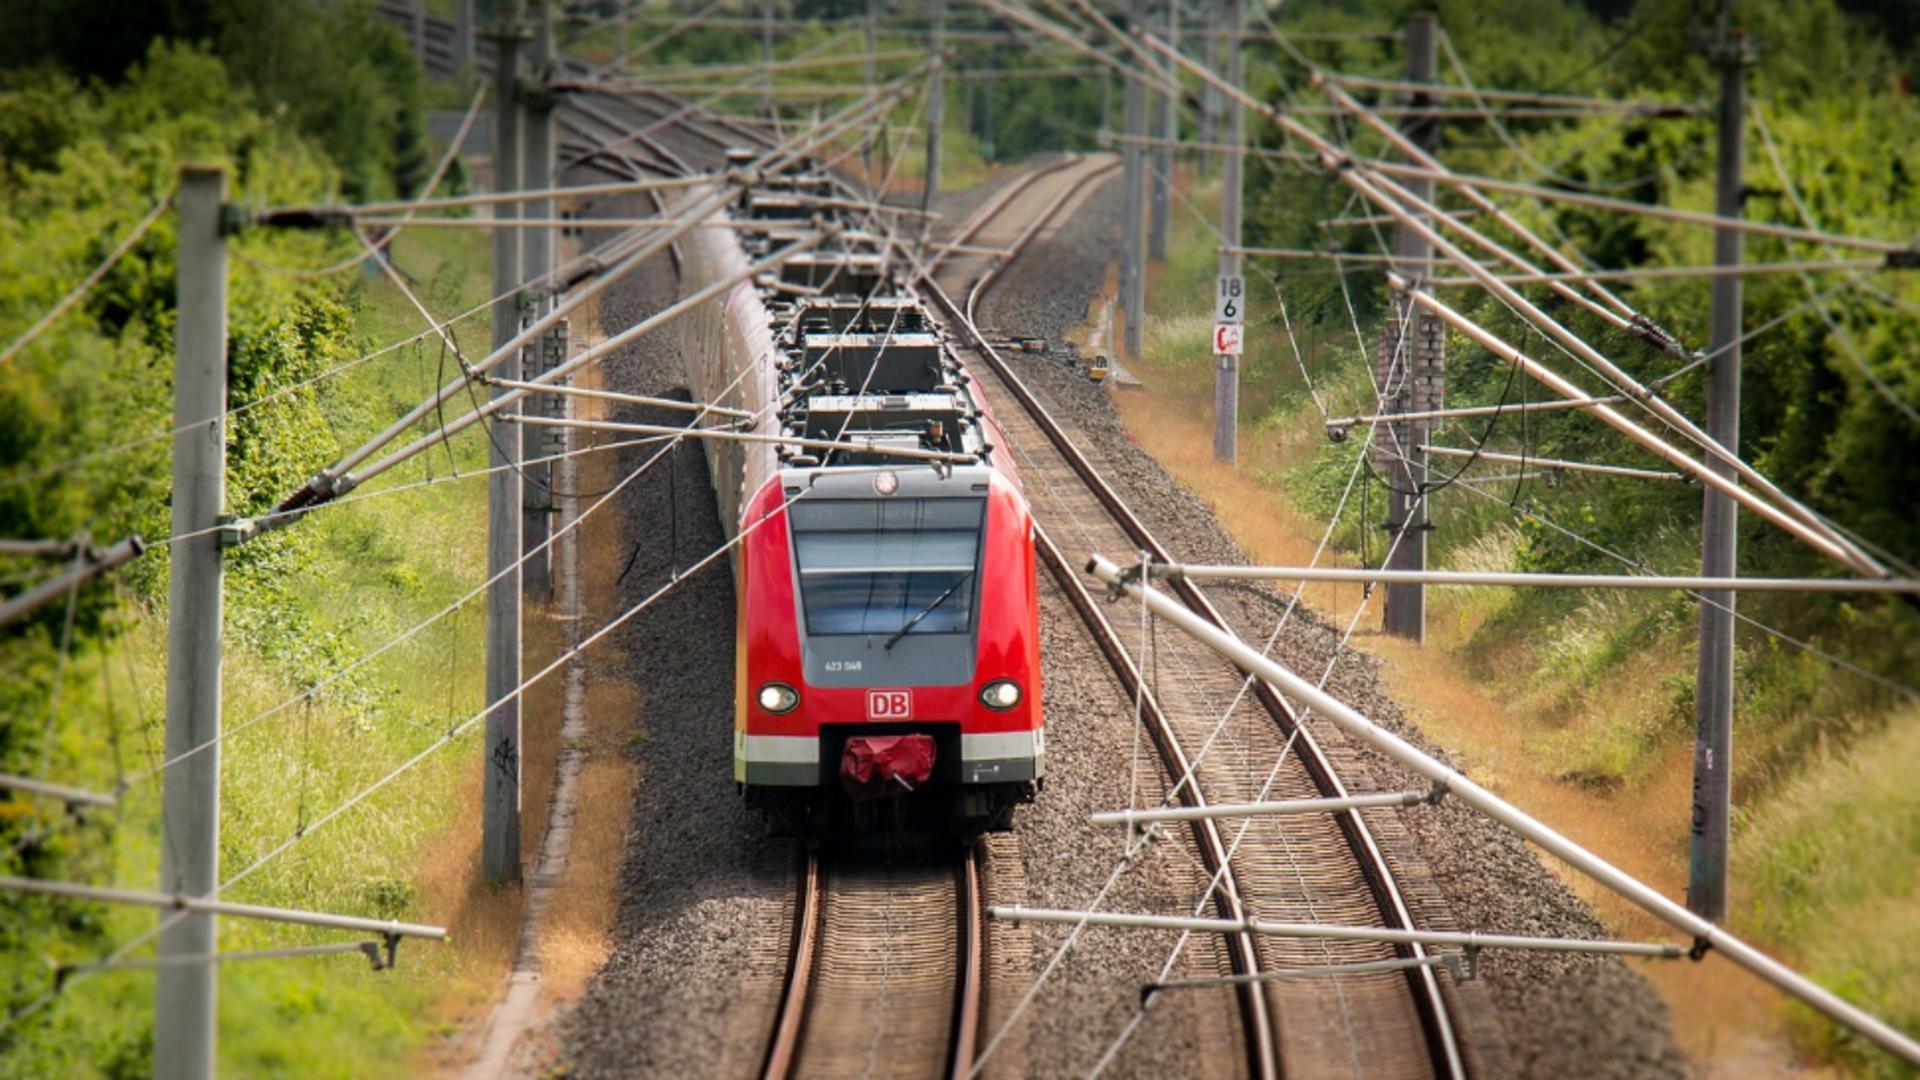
[733,296,1043,836]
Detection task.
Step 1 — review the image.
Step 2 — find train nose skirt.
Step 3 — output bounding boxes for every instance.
[840,734,937,798]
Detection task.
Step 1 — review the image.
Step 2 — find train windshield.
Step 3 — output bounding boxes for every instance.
[789,498,985,637]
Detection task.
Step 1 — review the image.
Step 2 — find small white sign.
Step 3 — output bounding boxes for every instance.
[1213,323,1244,356]
[1215,275,1246,324]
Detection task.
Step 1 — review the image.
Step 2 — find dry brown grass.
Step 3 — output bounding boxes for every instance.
[538,676,641,995]
[526,313,642,1000]
[411,288,647,1073]
[1109,368,1377,625]
[411,760,526,1075]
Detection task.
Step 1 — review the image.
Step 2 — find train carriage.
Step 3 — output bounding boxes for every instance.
[678,174,1043,836]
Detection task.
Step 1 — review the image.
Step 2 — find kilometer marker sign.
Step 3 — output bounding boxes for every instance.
[1215,274,1245,356]
[1216,275,1245,323]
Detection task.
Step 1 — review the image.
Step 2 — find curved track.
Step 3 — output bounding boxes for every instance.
[375,12,1466,1068]
[920,157,1468,1080]
[761,845,984,1080]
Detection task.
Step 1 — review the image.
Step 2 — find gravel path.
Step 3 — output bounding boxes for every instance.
[981,171,1690,1080]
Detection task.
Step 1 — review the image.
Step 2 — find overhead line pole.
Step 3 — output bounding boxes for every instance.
[484,0,526,886]
[1200,0,1219,173]
[924,0,946,217]
[1380,12,1440,641]
[1121,0,1148,357]
[1147,0,1174,260]
[1211,0,1242,461]
[762,0,775,118]
[523,0,556,603]
[455,0,475,74]
[863,0,878,176]
[1688,22,1756,925]
[157,162,227,1080]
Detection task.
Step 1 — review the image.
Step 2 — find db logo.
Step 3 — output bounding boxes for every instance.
[867,689,911,720]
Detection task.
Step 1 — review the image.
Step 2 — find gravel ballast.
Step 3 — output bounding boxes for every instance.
[979,169,1689,1080]
[544,125,1687,1077]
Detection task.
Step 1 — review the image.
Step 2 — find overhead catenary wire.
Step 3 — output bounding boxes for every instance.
[1323,69,1701,114]
[970,173,1440,1074]
[127,74,936,795]
[266,71,923,518]
[0,194,172,368]
[0,876,445,940]
[1388,275,1878,566]
[0,229,626,496]
[1325,148,1920,258]
[319,229,833,510]
[215,195,941,919]
[1134,31,1888,574]
[1430,30,1705,195]
[1418,443,1688,482]
[1750,102,1920,429]
[1087,554,1920,1068]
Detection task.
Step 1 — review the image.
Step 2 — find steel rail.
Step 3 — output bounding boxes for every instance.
[1027,522,1280,1080]
[926,155,1083,279]
[920,166,1286,1079]
[916,158,1278,1079]
[922,160,1465,1078]
[758,846,986,1079]
[950,845,985,1079]
[964,157,1123,326]
[759,848,822,1080]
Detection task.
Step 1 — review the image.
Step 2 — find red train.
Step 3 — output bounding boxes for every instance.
[678,176,1044,835]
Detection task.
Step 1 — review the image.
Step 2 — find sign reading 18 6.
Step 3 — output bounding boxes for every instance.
[1215,275,1245,324]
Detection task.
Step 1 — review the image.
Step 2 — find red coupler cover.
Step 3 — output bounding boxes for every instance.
[840,734,937,788]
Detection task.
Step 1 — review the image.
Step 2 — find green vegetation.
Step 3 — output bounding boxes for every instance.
[1135,0,1919,1073]
[0,7,507,1075]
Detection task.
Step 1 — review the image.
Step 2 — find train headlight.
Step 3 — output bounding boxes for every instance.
[758,682,800,714]
[980,679,1022,711]
[873,470,899,496]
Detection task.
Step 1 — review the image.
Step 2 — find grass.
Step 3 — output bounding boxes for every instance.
[1105,166,1920,1077]
[1735,710,1920,1078]
[1,221,564,1077]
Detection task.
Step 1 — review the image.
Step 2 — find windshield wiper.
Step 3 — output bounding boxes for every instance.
[883,571,974,651]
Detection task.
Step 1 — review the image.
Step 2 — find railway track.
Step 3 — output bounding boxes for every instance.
[380,5,768,168]
[377,12,1466,1068]
[919,157,1468,1079]
[761,844,985,1080]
